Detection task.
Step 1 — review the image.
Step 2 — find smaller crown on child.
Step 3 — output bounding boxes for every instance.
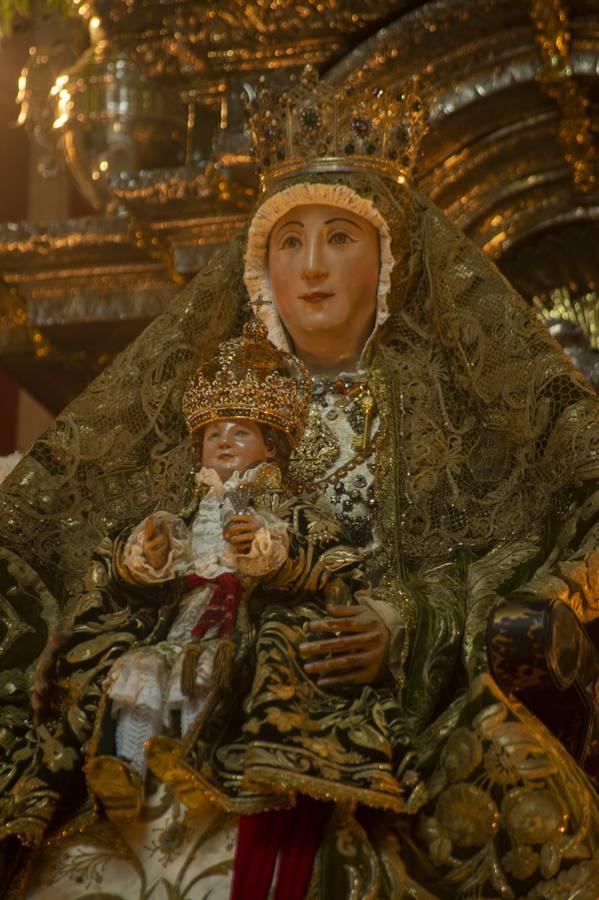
[244,64,427,191]
[182,317,311,447]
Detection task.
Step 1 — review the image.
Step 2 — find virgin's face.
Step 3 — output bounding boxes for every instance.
[267,203,380,368]
[200,419,273,480]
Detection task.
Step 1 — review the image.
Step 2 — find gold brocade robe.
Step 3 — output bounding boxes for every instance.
[4,170,599,899]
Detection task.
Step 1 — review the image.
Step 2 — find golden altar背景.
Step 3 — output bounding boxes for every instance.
[2,65,599,899]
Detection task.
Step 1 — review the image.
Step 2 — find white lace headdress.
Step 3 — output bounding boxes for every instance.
[243,181,395,357]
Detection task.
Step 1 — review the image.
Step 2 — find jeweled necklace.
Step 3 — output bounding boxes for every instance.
[290,376,379,495]
[310,373,377,450]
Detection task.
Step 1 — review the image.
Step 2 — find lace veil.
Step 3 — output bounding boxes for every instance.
[1,169,598,681]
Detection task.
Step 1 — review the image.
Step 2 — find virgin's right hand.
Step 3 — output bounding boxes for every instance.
[31,629,73,725]
[142,515,171,570]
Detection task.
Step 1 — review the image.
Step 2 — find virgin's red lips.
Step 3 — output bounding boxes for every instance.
[299,291,334,300]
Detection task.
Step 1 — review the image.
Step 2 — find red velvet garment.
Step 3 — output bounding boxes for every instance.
[231,797,332,900]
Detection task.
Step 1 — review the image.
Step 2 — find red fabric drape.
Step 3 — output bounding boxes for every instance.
[231,798,332,900]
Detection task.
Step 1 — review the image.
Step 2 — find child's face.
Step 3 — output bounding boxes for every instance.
[200,419,275,480]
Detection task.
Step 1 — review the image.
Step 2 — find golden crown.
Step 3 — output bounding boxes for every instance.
[182,317,311,447]
[244,65,427,190]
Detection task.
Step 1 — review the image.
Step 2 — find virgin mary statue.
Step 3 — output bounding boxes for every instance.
[2,66,599,899]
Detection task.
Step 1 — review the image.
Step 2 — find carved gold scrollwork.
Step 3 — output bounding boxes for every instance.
[531,0,598,192]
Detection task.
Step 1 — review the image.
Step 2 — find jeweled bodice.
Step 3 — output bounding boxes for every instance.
[288,373,379,550]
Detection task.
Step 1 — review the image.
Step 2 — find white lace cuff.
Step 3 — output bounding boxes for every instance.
[122,511,192,583]
[224,512,289,577]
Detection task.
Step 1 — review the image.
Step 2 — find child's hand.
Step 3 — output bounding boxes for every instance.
[223,514,260,554]
[142,515,171,570]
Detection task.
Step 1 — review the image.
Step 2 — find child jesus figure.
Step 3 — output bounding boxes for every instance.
[85,318,361,822]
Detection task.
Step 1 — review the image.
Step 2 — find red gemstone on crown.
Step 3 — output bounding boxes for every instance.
[351,117,370,137]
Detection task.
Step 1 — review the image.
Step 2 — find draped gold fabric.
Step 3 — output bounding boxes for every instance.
[1,171,596,605]
[3,171,599,897]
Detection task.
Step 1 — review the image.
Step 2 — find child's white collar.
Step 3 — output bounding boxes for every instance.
[195,462,268,495]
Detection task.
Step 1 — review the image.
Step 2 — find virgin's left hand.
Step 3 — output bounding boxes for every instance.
[299,604,390,687]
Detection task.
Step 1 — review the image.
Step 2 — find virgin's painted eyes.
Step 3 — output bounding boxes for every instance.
[235,428,250,437]
[330,231,352,245]
[280,234,302,250]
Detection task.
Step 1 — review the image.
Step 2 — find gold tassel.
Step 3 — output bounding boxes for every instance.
[212,639,235,690]
[180,644,203,698]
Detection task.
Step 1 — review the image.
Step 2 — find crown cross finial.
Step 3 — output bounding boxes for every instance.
[244,65,427,191]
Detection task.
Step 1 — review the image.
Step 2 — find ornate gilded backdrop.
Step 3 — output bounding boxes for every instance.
[2,0,599,411]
